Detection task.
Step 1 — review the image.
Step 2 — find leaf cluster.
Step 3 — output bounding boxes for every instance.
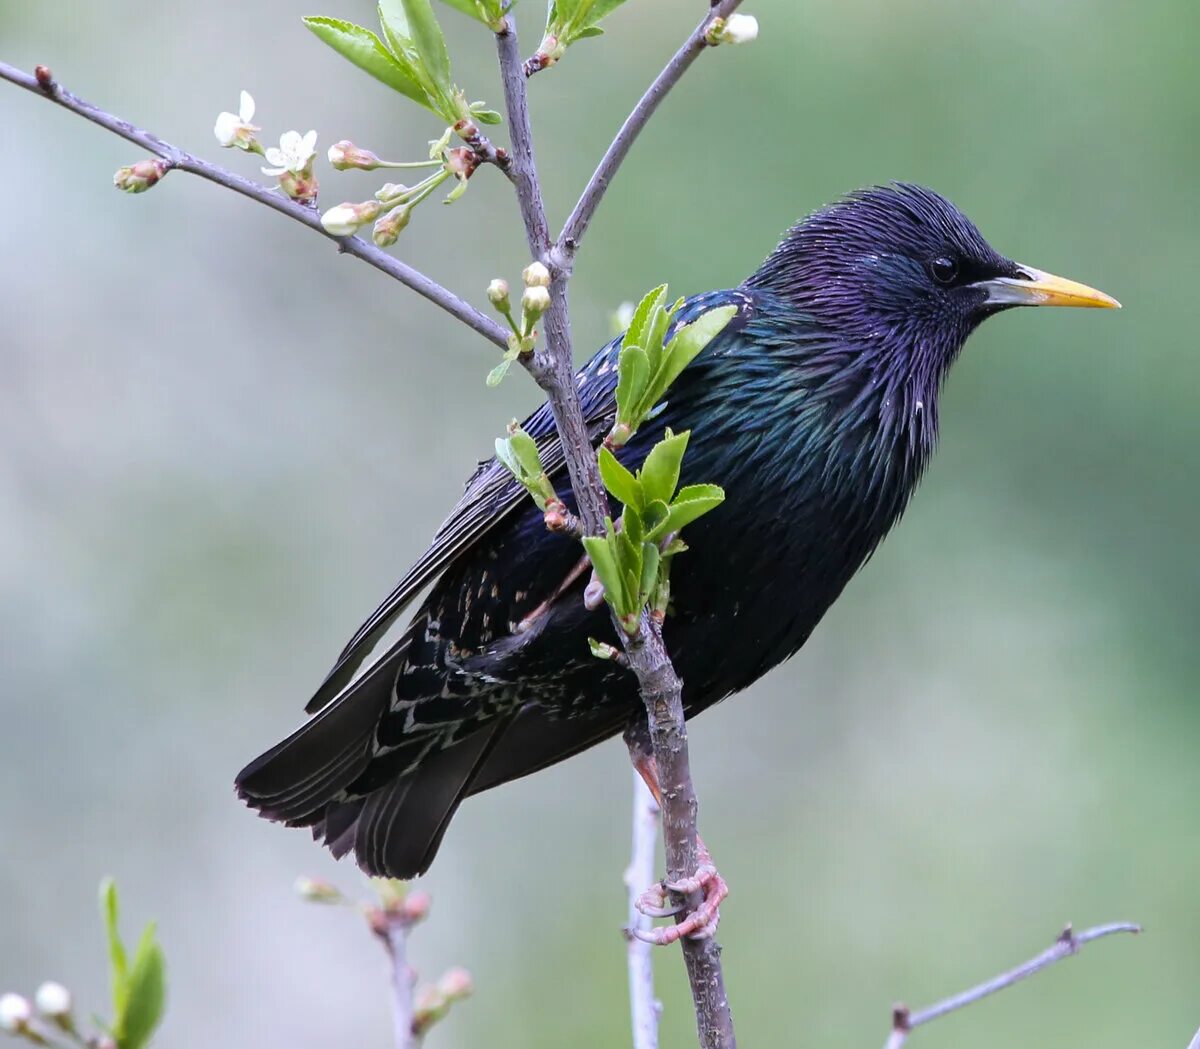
[100,879,167,1049]
[304,0,499,125]
[542,0,632,56]
[494,424,558,509]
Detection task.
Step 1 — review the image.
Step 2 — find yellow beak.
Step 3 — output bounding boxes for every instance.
[976,264,1122,310]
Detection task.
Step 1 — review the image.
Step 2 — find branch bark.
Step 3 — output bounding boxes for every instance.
[0,60,509,352]
[494,12,736,1047]
[883,922,1141,1048]
[625,768,662,1049]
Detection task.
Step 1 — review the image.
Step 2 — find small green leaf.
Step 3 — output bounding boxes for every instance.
[639,429,689,506]
[597,447,643,510]
[399,0,453,97]
[639,542,660,603]
[614,345,649,432]
[582,535,625,611]
[654,304,737,399]
[510,429,543,478]
[100,878,128,1017]
[469,106,503,125]
[641,498,670,536]
[574,26,604,38]
[486,358,513,386]
[119,925,167,1049]
[304,17,429,107]
[494,436,519,474]
[625,284,667,358]
[651,484,725,539]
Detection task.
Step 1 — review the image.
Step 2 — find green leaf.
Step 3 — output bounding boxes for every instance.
[510,429,543,479]
[303,17,429,107]
[469,106,502,125]
[398,0,453,98]
[582,534,626,612]
[119,925,167,1049]
[625,284,667,358]
[641,498,669,536]
[654,304,737,400]
[597,447,643,510]
[574,25,604,38]
[437,0,488,22]
[614,345,649,432]
[651,484,725,540]
[639,429,689,506]
[494,436,519,475]
[100,878,128,1018]
[486,358,513,386]
[639,542,660,603]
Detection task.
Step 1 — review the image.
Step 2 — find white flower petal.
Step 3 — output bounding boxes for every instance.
[261,165,287,177]
[239,90,255,122]
[301,130,318,155]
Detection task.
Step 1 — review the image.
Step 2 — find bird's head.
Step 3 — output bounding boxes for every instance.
[748,183,1119,366]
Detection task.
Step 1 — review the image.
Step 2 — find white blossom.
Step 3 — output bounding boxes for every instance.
[213,90,259,150]
[34,982,71,1018]
[261,130,318,177]
[718,13,758,44]
[0,993,32,1032]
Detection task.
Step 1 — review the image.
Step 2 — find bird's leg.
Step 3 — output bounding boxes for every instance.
[624,729,729,945]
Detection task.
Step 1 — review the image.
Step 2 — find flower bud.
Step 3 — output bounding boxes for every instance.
[327,140,382,171]
[278,170,319,205]
[402,889,432,923]
[487,279,510,310]
[294,877,344,904]
[707,13,759,45]
[0,994,32,1032]
[320,200,383,237]
[522,261,551,288]
[521,285,552,319]
[444,147,476,180]
[376,183,409,203]
[113,159,168,194]
[33,983,71,1020]
[372,206,411,247]
[437,967,473,1001]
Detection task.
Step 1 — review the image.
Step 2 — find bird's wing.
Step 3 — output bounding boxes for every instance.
[304,341,624,714]
[305,290,749,715]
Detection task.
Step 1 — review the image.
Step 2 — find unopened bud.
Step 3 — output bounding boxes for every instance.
[113,159,168,193]
[294,876,344,904]
[402,889,432,923]
[34,65,54,90]
[707,13,759,45]
[33,983,70,1020]
[444,147,476,180]
[372,205,411,247]
[376,182,409,202]
[437,967,473,1001]
[522,285,552,319]
[327,140,381,171]
[522,261,551,288]
[320,200,382,237]
[278,170,319,205]
[0,994,32,1032]
[487,279,510,310]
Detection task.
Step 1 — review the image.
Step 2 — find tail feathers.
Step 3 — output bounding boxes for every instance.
[308,718,512,878]
[235,660,395,824]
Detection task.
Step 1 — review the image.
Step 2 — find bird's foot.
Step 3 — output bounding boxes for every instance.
[633,849,728,946]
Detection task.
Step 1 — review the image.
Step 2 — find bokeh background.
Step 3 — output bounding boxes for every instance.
[2,0,1198,1045]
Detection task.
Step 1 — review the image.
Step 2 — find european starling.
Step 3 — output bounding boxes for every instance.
[237,185,1118,921]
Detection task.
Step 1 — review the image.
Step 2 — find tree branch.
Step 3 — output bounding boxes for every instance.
[553,0,745,269]
[494,14,736,1048]
[883,922,1141,1049]
[0,60,510,352]
[624,768,662,1049]
[378,919,419,1049]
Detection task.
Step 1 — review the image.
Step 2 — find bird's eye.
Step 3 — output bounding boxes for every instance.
[929,256,959,285]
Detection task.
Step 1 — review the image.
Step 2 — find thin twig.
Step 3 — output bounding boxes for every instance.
[380,921,418,1049]
[494,13,737,1048]
[1188,1022,1200,1049]
[624,768,662,1049]
[553,0,745,269]
[883,922,1142,1049]
[0,60,510,351]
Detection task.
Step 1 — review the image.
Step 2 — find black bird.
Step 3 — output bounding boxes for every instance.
[237,184,1117,932]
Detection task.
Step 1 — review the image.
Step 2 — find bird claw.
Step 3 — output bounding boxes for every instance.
[633,860,728,946]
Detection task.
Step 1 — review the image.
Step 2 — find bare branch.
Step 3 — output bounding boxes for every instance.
[624,768,662,1049]
[883,922,1142,1049]
[377,919,419,1049]
[1187,1022,1200,1049]
[493,15,737,1046]
[0,59,510,352]
[554,0,745,268]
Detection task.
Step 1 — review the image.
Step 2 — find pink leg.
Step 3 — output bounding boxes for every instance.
[628,750,730,946]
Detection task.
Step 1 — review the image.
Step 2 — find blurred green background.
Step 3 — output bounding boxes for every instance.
[2,0,1198,1045]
